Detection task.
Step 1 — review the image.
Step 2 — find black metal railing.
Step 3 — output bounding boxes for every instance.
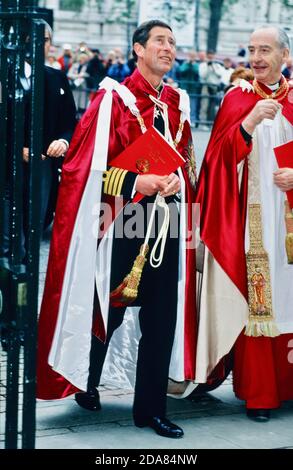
[0,0,46,449]
[69,79,224,127]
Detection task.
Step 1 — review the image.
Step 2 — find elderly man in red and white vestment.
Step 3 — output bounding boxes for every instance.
[195,26,293,420]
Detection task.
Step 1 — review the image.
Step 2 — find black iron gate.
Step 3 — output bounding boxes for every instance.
[0,0,46,449]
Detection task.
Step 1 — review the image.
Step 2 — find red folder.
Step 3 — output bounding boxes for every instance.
[110,126,185,202]
[274,140,293,209]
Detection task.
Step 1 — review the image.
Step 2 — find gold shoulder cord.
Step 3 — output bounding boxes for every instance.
[109,102,186,307]
[253,76,289,102]
[133,108,185,149]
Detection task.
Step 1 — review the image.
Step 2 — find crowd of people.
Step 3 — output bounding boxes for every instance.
[45,39,293,127]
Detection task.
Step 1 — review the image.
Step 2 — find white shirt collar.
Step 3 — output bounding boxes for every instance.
[267,81,280,91]
[24,61,31,79]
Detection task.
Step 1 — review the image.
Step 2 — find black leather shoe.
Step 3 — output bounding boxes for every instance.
[75,388,101,411]
[246,408,270,422]
[135,416,184,439]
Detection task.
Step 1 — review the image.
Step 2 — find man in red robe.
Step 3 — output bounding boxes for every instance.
[37,20,197,438]
[195,26,293,421]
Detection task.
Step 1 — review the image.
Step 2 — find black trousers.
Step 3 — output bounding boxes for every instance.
[88,198,180,421]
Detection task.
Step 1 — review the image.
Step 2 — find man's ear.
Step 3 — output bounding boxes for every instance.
[133,42,144,60]
[282,47,290,63]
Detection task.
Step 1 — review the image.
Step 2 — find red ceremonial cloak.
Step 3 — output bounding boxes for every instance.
[37,69,197,399]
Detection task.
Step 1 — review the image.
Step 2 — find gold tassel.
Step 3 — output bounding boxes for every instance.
[110,194,169,308]
[285,200,293,264]
[110,244,149,307]
[245,318,280,337]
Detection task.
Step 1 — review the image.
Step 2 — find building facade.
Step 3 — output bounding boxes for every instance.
[42,0,293,57]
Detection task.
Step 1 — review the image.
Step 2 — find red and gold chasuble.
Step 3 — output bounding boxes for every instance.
[196,78,293,408]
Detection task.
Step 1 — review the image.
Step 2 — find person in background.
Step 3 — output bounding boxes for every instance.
[107,53,131,82]
[220,57,234,90]
[67,52,90,115]
[282,56,293,79]
[179,51,200,127]
[237,44,246,57]
[224,66,254,94]
[46,46,61,70]
[199,51,223,124]
[22,25,76,239]
[57,43,73,74]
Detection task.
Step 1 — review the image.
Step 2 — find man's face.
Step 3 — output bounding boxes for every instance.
[188,51,197,62]
[223,58,232,69]
[135,26,176,78]
[248,28,289,84]
[44,32,51,59]
[198,51,206,62]
[207,53,215,62]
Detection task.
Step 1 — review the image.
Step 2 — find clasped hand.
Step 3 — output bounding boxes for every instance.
[273,167,293,192]
[22,140,68,162]
[135,173,181,197]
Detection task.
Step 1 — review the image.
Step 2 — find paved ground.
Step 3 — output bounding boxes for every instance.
[35,378,293,450]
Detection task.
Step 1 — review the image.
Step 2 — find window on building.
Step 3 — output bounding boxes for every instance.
[59,0,83,11]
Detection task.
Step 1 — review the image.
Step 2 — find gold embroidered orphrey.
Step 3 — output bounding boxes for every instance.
[245,204,280,337]
[245,129,280,337]
[285,200,293,263]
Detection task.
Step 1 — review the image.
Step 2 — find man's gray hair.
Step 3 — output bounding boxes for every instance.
[278,28,290,50]
[254,26,290,50]
[44,21,53,40]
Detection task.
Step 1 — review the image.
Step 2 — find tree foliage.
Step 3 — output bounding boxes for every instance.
[202,0,240,52]
[102,0,138,55]
[102,0,137,24]
[59,0,84,11]
[152,0,194,25]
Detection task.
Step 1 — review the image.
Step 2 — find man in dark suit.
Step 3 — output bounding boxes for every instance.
[0,25,77,260]
[24,25,77,233]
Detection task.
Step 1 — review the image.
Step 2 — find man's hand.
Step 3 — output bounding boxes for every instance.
[242,99,282,136]
[135,173,181,197]
[23,147,46,161]
[135,174,169,196]
[46,139,68,158]
[159,173,181,197]
[23,147,29,163]
[273,168,293,192]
